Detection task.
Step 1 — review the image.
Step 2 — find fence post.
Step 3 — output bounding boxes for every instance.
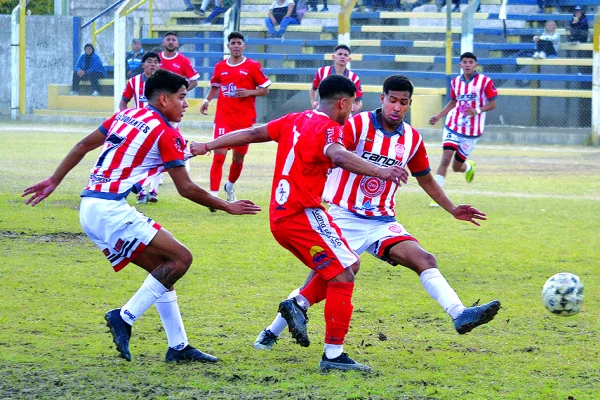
[460,0,478,54]
[114,1,131,112]
[591,9,600,145]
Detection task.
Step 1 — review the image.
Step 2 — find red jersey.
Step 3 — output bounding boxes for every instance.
[82,106,186,200]
[445,72,497,137]
[323,110,430,218]
[160,52,200,81]
[209,57,271,128]
[312,66,363,101]
[121,74,148,108]
[266,110,345,228]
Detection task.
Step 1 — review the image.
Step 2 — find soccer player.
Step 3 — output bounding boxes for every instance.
[22,69,261,363]
[254,75,500,353]
[160,31,199,91]
[309,44,363,113]
[119,52,163,204]
[190,75,408,371]
[200,31,271,208]
[428,52,497,207]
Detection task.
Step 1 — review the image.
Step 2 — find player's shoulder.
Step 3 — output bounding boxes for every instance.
[245,58,264,68]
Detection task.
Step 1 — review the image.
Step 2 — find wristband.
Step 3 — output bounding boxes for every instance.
[476,108,481,115]
[203,99,210,104]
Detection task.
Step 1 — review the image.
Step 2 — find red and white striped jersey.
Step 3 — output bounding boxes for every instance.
[81,106,186,201]
[444,72,498,137]
[312,66,363,101]
[121,74,148,108]
[323,110,430,219]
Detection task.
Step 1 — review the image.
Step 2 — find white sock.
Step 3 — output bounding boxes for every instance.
[210,190,219,197]
[324,343,343,359]
[149,174,161,192]
[185,159,190,173]
[266,288,301,336]
[434,174,445,188]
[155,290,189,350]
[121,274,167,325]
[225,181,234,192]
[419,268,465,320]
[464,161,472,173]
[294,294,310,311]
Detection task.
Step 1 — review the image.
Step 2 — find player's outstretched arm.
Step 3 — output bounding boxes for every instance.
[167,166,261,215]
[22,129,106,207]
[429,99,457,125]
[190,125,271,156]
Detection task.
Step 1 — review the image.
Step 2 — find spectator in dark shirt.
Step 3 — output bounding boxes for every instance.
[70,44,106,96]
[567,6,589,44]
[126,39,145,78]
[265,0,300,37]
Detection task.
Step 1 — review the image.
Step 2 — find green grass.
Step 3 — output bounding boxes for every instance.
[1,123,600,399]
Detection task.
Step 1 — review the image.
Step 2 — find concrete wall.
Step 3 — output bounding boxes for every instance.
[0,16,11,116]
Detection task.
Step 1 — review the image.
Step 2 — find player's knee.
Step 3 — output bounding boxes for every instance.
[213,153,226,167]
[175,248,193,273]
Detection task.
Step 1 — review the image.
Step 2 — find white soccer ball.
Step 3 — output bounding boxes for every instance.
[542,273,584,317]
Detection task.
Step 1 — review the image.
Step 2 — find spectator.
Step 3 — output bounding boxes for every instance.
[265,0,300,38]
[533,20,560,59]
[308,0,327,12]
[567,6,589,44]
[537,0,558,14]
[201,0,232,24]
[70,44,106,96]
[126,39,144,78]
[183,0,202,13]
[195,0,221,16]
[436,0,460,12]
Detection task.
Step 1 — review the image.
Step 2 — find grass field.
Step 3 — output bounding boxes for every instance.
[1,122,600,399]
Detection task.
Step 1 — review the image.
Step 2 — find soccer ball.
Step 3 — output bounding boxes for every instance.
[542,273,584,316]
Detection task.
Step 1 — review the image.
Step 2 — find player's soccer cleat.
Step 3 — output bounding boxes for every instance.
[319,352,372,372]
[104,309,132,361]
[166,345,218,363]
[278,298,310,347]
[224,184,237,202]
[429,200,439,208]
[453,300,501,334]
[253,329,278,350]
[465,160,476,183]
[136,191,148,204]
[148,189,158,203]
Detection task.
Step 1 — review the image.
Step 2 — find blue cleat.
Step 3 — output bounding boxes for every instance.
[166,345,218,363]
[453,300,501,334]
[253,329,279,350]
[278,298,310,347]
[319,352,372,371]
[104,309,132,361]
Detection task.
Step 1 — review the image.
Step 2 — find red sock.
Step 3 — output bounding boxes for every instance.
[299,274,328,306]
[228,160,244,184]
[324,282,354,345]
[210,153,226,192]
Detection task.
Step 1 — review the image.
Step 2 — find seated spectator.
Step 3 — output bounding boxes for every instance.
[201,0,232,24]
[195,0,221,16]
[265,0,301,38]
[533,20,560,59]
[126,39,144,78]
[436,0,460,13]
[567,6,588,44]
[308,0,327,12]
[70,44,106,96]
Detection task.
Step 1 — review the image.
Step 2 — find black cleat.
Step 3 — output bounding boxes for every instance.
[165,345,218,363]
[253,329,278,350]
[319,352,372,371]
[278,298,310,347]
[104,309,132,361]
[454,300,501,334]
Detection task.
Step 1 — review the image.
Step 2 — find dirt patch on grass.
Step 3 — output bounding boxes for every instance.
[0,230,88,243]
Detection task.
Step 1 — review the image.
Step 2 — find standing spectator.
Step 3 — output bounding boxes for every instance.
[533,20,560,59]
[265,0,300,38]
[70,44,106,96]
[428,52,497,207]
[200,32,271,209]
[23,69,261,364]
[309,45,363,113]
[190,75,409,371]
[126,39,145,78]
[160,31,199,91]
[567,6,589,44]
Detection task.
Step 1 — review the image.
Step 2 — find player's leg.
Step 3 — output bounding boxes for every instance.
[148,173,162,203]
[452,136,478,183]
[70,72,82,95]
[209,123,228,201]
[431,129,458,206]
[225,145,248,202]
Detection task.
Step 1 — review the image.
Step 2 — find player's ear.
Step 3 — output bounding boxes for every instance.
[380,93,385,104]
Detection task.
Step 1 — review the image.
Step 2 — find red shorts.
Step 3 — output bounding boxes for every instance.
[271,207,359,281]
[213,121,250,155]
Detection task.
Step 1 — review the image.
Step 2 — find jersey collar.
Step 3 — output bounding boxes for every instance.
[227,57,247,67]
[370,108,404,137]
[147,105,173,128]
[460,71,479,84]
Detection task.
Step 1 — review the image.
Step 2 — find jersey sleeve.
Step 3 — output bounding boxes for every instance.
[267,114,290,142]
[121,80,134,102]
[342,115,360,151]
[322,124,345,155]
[312,69,321,90]
[484,78,498,101]
[251,62,272,88]
[450,79,458,100]
[98,112,118,136]
[209,63,221,87]
[182,58,200,81]
[407,136,431,177]
[157,128,186,168]
[354,76,363,101]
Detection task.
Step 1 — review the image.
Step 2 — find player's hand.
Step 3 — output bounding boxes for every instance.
[452,204,487,226]
[377,165,408,185]
[22,177,59,207]
[234,89,251,98]
[225,199,262,215]
[429,116,439,125]
[77,70,85,77]
[351,102,358,113]
[200,101,210,115]
[312,101,319,109]
[189,141,210,156]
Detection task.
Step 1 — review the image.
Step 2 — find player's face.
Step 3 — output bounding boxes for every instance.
[332,49,351,68]
[460,57,477,76]
[162,35,179,52]
[143,58,160,76]
[380,90,411,130]
[227,38,246,57]
[162,86,188,123]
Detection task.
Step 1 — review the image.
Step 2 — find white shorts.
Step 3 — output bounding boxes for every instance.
[442,128,480,161]
[79,197,161,272]
[328,205,417,266]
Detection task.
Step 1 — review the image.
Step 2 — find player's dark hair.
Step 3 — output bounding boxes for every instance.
[228,31,245,42]
[318,75,356,100]
[334,44,351,54]
[383,75,414,97]
[145,69,189,101]
[142,52,161,63]
[163,31,178,38]
[84,43,94,53]
[460,52,477,62]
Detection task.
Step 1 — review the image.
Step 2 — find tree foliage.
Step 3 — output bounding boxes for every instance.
[0,0,53,15]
